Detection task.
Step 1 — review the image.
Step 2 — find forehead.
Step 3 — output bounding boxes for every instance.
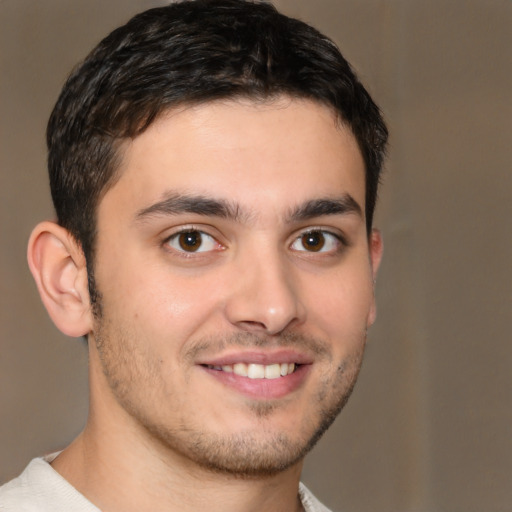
[101,97,366,222]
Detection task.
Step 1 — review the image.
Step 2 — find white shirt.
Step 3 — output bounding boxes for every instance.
[0,454,333,512]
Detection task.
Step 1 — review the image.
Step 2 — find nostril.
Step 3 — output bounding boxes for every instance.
[224,271,305,335]
[237,320,268,332]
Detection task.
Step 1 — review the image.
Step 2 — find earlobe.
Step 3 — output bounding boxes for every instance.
[27,221,93,337]
[367,229,383,327]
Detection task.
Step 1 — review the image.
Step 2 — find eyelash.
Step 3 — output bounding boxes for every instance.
[290,229,347,254]
[163,226,224,256]
[162,226,348,257]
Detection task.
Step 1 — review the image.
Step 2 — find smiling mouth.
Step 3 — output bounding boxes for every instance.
[203,363,297,379]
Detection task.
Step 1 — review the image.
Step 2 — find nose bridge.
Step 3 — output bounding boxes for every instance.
[224,238,305,334]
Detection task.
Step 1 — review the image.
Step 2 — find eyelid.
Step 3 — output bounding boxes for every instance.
[289,227,348,253]
[162,225,225,255]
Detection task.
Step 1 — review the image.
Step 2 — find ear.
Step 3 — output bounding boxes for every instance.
[367,228,383,327]
[27,221,93,337]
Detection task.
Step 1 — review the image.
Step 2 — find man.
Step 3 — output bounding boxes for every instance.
[0,0,387,510]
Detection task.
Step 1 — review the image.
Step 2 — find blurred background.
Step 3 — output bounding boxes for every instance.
[1,1,510,511]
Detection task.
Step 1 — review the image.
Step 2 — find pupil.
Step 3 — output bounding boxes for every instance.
[179,231,201,251]
[303,231,324,252]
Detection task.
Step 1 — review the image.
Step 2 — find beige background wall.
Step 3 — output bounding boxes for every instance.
[1,1,510,511]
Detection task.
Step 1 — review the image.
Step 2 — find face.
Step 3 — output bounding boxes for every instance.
[89,97,381,476]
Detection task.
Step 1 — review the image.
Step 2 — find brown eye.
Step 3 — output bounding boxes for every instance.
[301,231,325,252]
[290,230,341,253]
[178,231,202,251]
[166,230,220,253]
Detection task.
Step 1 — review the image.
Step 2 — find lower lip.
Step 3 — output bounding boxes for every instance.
[200,364,311,400]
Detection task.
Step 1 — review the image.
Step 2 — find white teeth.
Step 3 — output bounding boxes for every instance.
[215,362,296,379]
[233,363,248,377]
[248,364,265,379]
[264,364,281,379]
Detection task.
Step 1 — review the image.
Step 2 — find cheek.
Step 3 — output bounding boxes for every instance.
[304,264,374,341]
[102,263,224,345]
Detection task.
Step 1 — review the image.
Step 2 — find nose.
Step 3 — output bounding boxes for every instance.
[224,247,306,335]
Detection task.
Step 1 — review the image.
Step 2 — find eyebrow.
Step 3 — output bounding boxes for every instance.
[135,192,362,224]
[288,195,363,222]
[135,193,244,222]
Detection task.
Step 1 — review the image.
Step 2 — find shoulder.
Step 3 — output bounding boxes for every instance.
[299,482,335,512]
[0,456,98,512]
[1,458,48,511]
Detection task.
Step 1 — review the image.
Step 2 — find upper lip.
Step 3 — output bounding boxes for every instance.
[196,350,314,367]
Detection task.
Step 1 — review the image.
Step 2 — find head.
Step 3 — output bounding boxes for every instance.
[47,0,387,294]
[30,0,388,478]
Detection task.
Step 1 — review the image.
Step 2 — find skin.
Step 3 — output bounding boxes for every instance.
[30,97,382,512]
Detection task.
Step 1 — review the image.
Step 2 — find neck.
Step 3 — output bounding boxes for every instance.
[51,357,305,512]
